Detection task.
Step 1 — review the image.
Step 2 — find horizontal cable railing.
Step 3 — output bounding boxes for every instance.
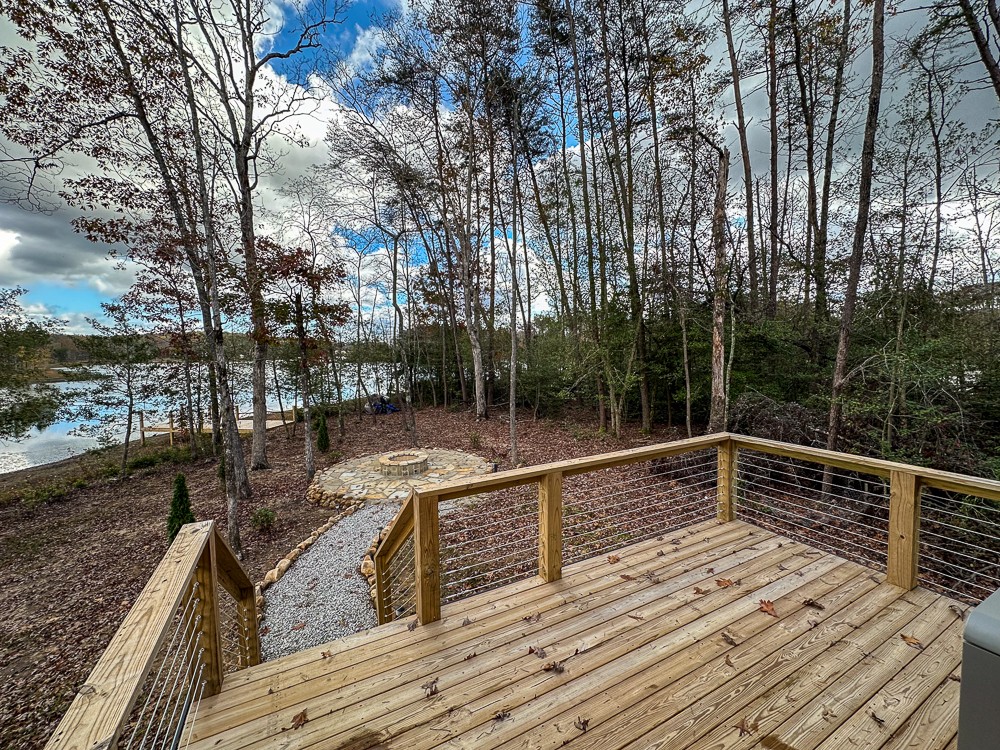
[439,483,539,604]
[920,486,1000,603]
[45,521,260,750]
[562,450,717,566]
[373,492,417,623]
[734,449,890,572]
[371,432,1000,627]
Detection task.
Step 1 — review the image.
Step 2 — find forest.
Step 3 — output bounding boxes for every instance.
[2,0,999,554]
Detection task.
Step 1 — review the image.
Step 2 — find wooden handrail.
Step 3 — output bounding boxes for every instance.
[45,520,260,750]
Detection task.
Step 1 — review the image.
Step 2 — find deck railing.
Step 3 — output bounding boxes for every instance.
[45,521,259,750]
[375,432,1000,624]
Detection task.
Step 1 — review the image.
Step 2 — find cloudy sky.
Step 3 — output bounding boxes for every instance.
[0,0,394,332]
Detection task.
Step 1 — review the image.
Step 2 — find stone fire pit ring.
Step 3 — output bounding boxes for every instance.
[378,451,429,477]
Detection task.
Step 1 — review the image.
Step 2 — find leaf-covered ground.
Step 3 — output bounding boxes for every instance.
[0,406,677,750]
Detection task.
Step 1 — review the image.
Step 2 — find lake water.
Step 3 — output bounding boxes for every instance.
[0,363,384,475]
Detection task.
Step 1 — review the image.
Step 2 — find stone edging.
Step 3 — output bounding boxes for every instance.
[254,503,362,621]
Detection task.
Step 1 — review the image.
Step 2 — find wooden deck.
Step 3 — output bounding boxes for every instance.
[188,519,964,750]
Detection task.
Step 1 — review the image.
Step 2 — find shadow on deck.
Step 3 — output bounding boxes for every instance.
[190,518,963,750]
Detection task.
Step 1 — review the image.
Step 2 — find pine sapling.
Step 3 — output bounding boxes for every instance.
[167,472,196,543]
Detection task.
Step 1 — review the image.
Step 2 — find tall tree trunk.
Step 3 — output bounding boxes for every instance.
[708,147,731,434]
[827,0,885,453]
[295,293,315,482]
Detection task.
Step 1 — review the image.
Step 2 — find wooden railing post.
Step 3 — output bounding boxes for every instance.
[887,470,921,589]
[413,490,441,624]
[717,438,736,522]
[539,471,563,582]
[192,533,225,697]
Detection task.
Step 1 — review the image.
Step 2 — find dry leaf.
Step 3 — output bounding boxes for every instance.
[464,652,477,661]
[948,673,961,682]
[900,634,924,650]
[732,717,757,737]
[670,538,682,545]
[716,578,735,588]
[529,645,548,658]
[259,626,271,636]
[950,605,968,620]
[722,631,739,646]
[759,600,778,618]
[523,613,541,624]
[694,586,710,595]
[803,598,825,610]
[462,617,473,626]
[407,620,417,632]
[607,555,621,564]
[290,709,308,730]
[320,650,332,660]
[574,717,591,733]
[656,550,666,557]
[628,613,645,621]
[706,567,715,574]
[421,678,439,697]
[620,574,636,581]
[656,536,665,541]
[494,710,511,722]
[290,622,306,631]
[777,564,788,571]
[542,661,566,674]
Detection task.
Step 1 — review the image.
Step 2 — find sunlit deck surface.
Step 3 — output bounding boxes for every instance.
[188,518,963,750]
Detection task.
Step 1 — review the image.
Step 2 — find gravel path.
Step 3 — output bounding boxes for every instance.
[260,503,400,660]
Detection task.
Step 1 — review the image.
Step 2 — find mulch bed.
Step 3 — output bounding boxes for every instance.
[0,405,681,750]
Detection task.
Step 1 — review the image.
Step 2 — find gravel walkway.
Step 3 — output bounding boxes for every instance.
[260,503,401,660]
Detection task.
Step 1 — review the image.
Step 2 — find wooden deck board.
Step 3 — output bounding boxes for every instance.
[190,521,964,750]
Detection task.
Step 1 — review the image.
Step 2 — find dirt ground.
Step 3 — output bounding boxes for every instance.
[0,406,683,750]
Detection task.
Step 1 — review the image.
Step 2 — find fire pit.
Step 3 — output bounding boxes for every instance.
[378,451,429,477]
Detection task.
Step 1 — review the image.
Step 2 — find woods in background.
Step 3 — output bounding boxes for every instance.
[2,0,1000,548]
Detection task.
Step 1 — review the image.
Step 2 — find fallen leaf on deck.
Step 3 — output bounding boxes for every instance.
[628,613,645,621]
[716,578,735,588]
[777,564,788,571]
[523,613,541,624]
[656,536,664,541]
[529,645,547,658]
[422,678,439,697]
[900,634,924,650]
[656,550,666,557]
[291,622,306,631]
[722,631,739,646]
[494,710,510,722]
[948,673,961,682]
[574,717,590,733]
[464,652,477,661]
[620,574,636,581]
[462,617,474,626]
[732,717,757,737]
[407,620,417,632]
[607,555,621,564]
[670,538,682,545]
[694,586,710,595]
[706,567,715,574]
[803,598,826,610]
[542,660,566,674]
[950,605,968,620]
[320,650,332,659]
[759,600,778,618]
[290,709,308,730]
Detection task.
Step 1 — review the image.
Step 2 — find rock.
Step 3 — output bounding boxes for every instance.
[263,569,278,586]
[360,558,375,577]
[276,559,292,577]
[286,549,301,562]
